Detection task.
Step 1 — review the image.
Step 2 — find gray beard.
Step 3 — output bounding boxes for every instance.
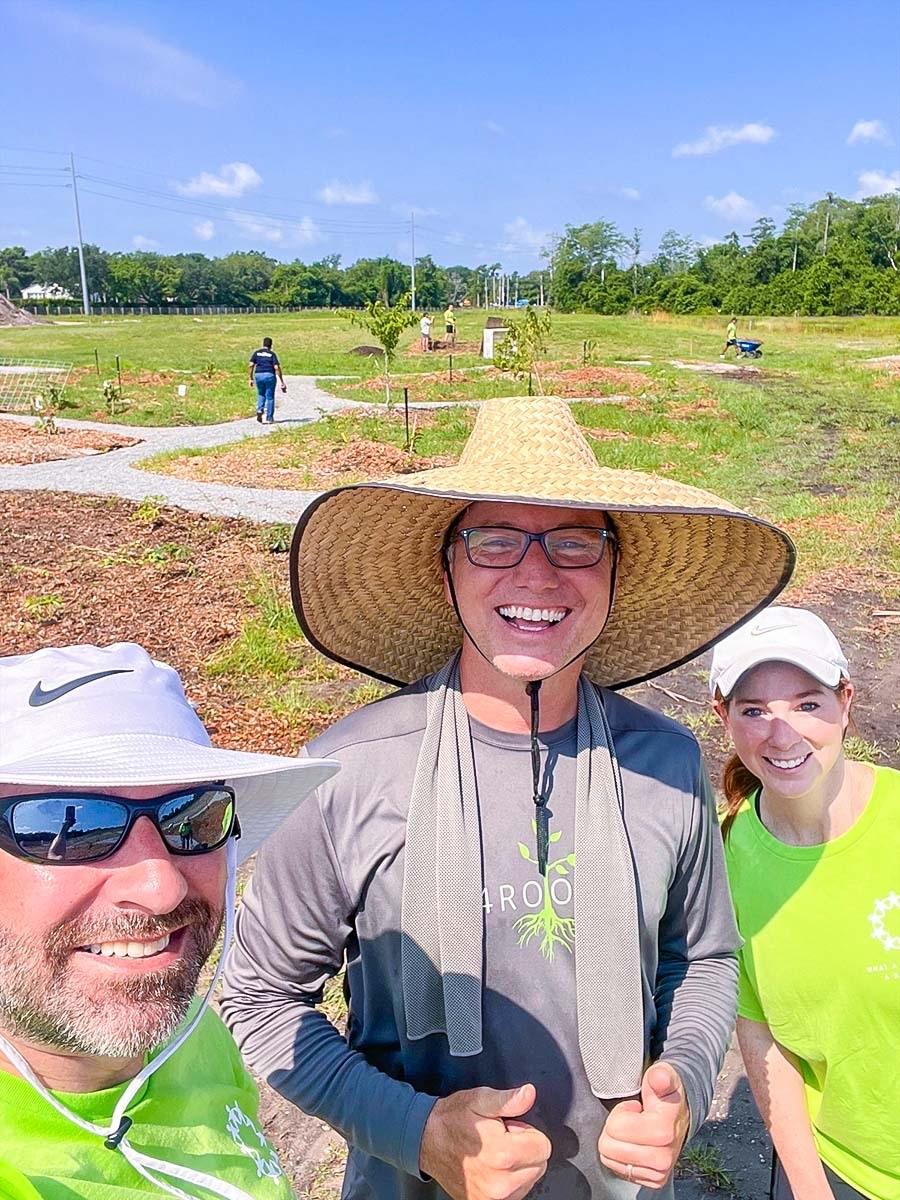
[0,898,222,1059]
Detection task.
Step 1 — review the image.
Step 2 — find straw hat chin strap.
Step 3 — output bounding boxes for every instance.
[0,837,260,1200]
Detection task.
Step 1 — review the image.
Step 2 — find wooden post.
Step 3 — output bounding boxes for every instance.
[115,354,123,392]
[403,387,410,451]
[94,348,100,376]
[528,371,533,396]
[449,354,453,383]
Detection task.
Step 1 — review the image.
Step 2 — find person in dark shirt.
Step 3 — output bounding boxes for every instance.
[248,337,287,423]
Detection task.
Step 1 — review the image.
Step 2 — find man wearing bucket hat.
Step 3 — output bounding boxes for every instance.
[223,396,795,1199]
[0,642,338,1200]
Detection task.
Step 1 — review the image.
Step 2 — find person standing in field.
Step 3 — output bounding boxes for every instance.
[721,315,738,358]
[419,312,433,352]
[248,336,287,424]
[444,304,456,345]
[222,395,796,1200]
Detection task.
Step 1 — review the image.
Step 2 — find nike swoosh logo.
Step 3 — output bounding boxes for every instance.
[28,669,134,707]
[749,622,797,636]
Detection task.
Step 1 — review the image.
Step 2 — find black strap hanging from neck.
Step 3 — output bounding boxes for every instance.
[526,680,550,876]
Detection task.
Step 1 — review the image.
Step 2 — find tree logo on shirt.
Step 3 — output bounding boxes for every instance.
[868,892,900,952]
[224,1101,284,1181]
[514,819,576,961]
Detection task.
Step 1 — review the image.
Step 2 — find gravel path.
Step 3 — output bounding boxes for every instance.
[0,375,348,522]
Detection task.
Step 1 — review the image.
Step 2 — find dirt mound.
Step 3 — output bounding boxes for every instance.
[0,418,139,465]
[0,295,43,327]
[349,345,384,357]
[315,439,453,481]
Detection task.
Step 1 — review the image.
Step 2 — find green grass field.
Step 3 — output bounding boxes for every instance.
[3,310,898,586]
[2,309,899,424]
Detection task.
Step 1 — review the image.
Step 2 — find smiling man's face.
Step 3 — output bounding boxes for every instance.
[445,501,614,683]
[0,784,225,1061]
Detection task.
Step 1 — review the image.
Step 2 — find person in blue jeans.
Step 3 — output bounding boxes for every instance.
[248,336,287,423]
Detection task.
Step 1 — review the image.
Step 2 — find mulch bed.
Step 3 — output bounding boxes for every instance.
[0,418,140,465]
[0,492,308,754]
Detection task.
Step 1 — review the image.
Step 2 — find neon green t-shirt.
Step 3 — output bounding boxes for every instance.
[0,1006,295,1199]
[726,319,737,339]
[725,764,900,1200]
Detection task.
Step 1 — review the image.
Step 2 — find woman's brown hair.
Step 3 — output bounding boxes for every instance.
[718,678,853,840]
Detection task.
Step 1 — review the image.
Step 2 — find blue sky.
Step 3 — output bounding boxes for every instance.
[2,0,898,270]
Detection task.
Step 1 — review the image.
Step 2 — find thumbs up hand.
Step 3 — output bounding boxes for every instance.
[598,1062,690,1190]
[420,1082,552,1200]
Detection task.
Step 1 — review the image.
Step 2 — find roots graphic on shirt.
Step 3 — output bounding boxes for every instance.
[514,827,576,960]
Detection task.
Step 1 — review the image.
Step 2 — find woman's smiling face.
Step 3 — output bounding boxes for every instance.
[716,661,853,801]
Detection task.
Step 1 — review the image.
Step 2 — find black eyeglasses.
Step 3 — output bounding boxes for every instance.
[455,526,616,570]
[0,785,238,865]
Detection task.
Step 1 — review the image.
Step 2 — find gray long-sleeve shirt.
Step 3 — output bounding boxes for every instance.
[221,679,739,1200]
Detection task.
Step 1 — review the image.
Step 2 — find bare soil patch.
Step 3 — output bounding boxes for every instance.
[671,359,762,379]
[0,418,140,465]
[405,339,480,356]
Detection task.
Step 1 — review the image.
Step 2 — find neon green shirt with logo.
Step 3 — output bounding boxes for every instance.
[0,1007,294,1199]
[724,765,900,1200]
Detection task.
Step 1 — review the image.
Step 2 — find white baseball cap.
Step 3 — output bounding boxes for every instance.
[709,606,850,699]
[0,642,340,863]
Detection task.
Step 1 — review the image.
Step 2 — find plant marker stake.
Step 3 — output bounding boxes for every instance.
[528,370,533,396]
[115,355,122,392]
[94,348,100,376]
[449,354,453,383]
[583,340,587,365]
[404,386,410,451]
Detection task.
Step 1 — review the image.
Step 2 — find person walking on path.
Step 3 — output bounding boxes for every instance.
[0,641,337,1200]
[249,336,287,423]
[419,312,433,352]
[711,608,900,1200]
[444,304,456,345]
[222,395,795,1200]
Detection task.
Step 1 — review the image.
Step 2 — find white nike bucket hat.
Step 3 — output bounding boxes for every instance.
[0,641,339,863]
[709,606,850,699]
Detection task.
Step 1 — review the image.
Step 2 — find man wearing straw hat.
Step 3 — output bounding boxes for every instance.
[0,642,338,1200]
[223,397,794,1199]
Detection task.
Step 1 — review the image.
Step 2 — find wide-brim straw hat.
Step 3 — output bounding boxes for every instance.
[290,397,795,689]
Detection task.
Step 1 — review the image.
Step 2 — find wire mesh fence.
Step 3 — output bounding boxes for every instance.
[0,359,73,414]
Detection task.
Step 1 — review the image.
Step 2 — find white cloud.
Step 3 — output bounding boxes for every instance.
[193,220,215,241]
[226,212,320,246]
[848,119,891,146]
[617,186,641,200]
[317,180,378,205]
[673,122,775,157]
[11,1,241,107]
[856,169,900,198]
[484,120,505,135]
[131,234,159,250]
[176,163,262,199]
[703,191,757,221]
[500,217,550,254]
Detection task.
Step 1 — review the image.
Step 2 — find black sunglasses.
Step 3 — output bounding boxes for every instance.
[0,785,238,865]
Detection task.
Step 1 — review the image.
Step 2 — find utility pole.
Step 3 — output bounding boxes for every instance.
[822,191,835,257]
[410,212,416,311]
[69,153,91,316]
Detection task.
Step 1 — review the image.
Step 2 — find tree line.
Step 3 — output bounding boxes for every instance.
[2,191,899,315]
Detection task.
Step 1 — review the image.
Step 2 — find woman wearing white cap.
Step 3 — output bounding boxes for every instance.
[709,607,900,1200]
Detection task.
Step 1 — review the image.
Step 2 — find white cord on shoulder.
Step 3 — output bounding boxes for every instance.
[0,837,256,1200]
